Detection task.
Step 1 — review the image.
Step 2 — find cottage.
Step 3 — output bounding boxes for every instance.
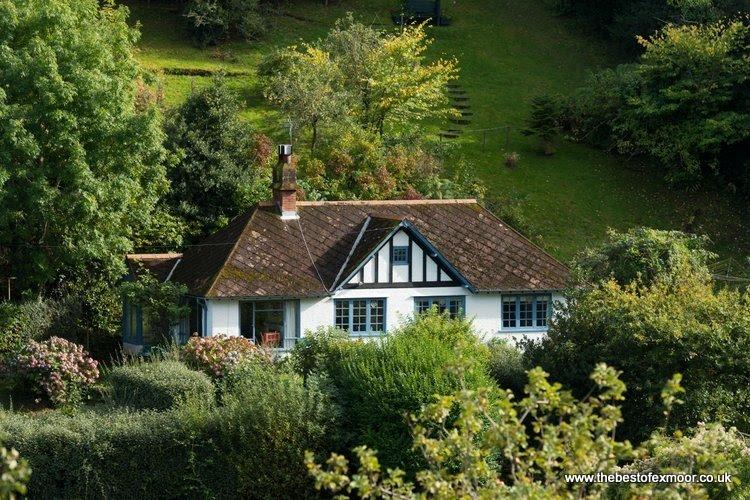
[123,145,568,353]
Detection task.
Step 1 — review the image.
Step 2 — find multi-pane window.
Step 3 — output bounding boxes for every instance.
[501,295,551,330]
[415,296,465,319]
[335,299,386,335]
[502,297,516,328]
[392,246,409,265]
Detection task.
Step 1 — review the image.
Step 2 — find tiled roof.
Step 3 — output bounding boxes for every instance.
[139,199,569,298]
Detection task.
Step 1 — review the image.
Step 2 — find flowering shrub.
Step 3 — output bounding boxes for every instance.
[182,335,266,378]
[15,337,99,406]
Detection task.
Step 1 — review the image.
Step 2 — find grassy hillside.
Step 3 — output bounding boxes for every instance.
[124,0,748,262]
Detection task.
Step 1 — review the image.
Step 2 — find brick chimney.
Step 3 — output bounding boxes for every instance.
[273,144,298,220]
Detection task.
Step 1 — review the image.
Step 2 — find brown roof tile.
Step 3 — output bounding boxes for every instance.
[159,200,568,298]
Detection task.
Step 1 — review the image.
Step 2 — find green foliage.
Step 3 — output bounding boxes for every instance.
[120,271,188,345]
[525,272,750,442]
[615,423,750,498]
[184,0,268,47]
[549,0,748,48]
[289,326,350,380]
[0,445,30,499]
[217,360,339,498]
[0,300,59,359]
[104,359,215,411]
[264,15,457,139]
[261,14,474,202]
[164,81,271,241]
[487,339,527,395]
[308,364,637,498]
[315,311,493,472]
[0,407,237,499]
[561,19,750,192]
[572,227,716,287]
[0,0,170,293]
[522,94,562,155]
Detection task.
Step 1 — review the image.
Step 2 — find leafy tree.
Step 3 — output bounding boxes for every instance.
[560,20,750,191]
[183,0,268,47]
[263,15,457,141]
[263,46,347,152]
[164,81,271,241]
[120,270,188,345]
[525,262,750,443]
[572,227,716,287]
[522,94,562,155]
[0,0,170,294]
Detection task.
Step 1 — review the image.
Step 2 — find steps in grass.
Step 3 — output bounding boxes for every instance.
[449,118,472,125]
[451,96,470,102]
[453,104,471,110]
[438,131,461,139]
[460,111,474,117]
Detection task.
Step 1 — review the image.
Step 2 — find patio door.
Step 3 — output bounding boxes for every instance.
[239,300,285,346]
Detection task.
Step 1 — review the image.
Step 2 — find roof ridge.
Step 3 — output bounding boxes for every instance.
[204,207,258,297]
[257,198,478,208]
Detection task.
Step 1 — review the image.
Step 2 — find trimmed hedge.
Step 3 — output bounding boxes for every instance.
[0,407,236,499]
[104,360,215,411]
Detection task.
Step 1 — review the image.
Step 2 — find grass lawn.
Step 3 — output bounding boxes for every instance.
[123,0,748,262]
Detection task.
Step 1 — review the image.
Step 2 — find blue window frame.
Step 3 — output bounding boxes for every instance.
[335,298,386,336]
[392,246,409,265]
[501,294,551,330]
[415,296,465,319]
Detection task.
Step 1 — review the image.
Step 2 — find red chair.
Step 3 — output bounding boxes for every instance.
[261,331,280,347]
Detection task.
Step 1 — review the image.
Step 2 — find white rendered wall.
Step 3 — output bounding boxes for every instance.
[299,288,564,343]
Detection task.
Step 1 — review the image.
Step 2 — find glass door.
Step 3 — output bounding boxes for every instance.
[239,301,285,346]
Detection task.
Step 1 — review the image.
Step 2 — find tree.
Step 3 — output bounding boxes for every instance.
[263,15,458,142]
[525,231,750,442]
[0,0,170,294]
[522,94,562,155]
[572,227,716,287]
[263,46,347,152]
[559,19,750,191]
[164,81,271,241]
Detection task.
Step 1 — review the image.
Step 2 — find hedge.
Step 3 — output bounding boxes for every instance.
[104,360,215,411]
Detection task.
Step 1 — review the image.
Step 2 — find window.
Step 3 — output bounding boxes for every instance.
[415,296,465,319]
[501,294,551,330]
[335,299,386,335]
[392,246,409,265]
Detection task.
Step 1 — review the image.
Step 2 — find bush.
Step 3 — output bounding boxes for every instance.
[217,360,339,498]
[104,359,215,411]
[0,407,236,499]
[615,423,750,498]
[524,276,750,443]
[182,335,268,378]
[0,445,30,498]
[183,0,268,47]
[9,337,99,407]
[487,339,526,395]
[318,311,493,472]
[0,300,59,359]
[289,326,350,380]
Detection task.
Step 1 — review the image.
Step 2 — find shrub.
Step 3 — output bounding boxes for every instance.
[0,300,59,359]
[104,359,215,411]
[10,337,99,407]
[182,335,268,378]
[319,311,493,472]
[487,339,526,395]
[572,227,715,288]
[217,360,339,498]
[0,445,30,499]
[615,423,750,498]
[524,276,750,442]
[289,326,350,380]
[0,407,236,499]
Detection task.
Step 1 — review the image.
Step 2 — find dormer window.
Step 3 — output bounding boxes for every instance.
[392,246,409,265]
